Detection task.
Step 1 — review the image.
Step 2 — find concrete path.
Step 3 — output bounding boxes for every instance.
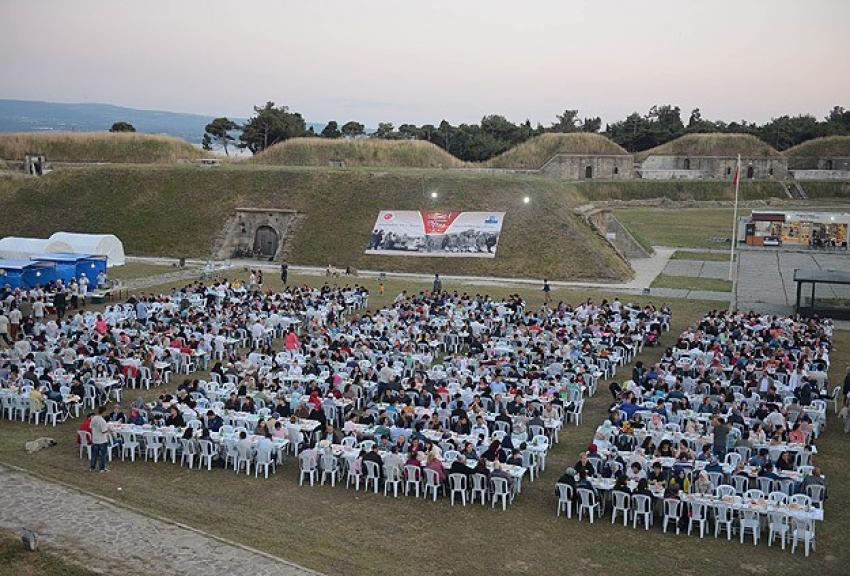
[127,247,676,292]
[0,466,321,576]
[662,259,729,280]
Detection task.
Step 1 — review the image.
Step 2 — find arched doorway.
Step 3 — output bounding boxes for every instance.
[253,225,279,257]
[584,165,593,179]
[746,166,754,179]
[825,159,834,170]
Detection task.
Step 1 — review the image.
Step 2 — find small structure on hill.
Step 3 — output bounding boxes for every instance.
[24,153,49,176]
[214,208,302,261]
[794,269,850,320]
[539,154,633,179]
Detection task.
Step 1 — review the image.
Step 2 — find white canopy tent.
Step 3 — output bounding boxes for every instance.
[0,236,74,261]
[48,232,126,267]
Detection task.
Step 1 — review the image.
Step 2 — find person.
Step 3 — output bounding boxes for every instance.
[542,279,551,304]
[109,403,126,423]
[432,274,442,293]
[206,410,224,432]
[363,444,384,479]
[0,309,10,345]
[612,474,631,496]
[426,452,446,483]
[574,451,595,477]
[383,445,404,479]
[799,466,827,500]
[280,263,289,285]
[449,454,475,480]
[712,417,729,458]
[692,471,714,495]
[89,405,110,473]
[165,406,185,428]
[54,290,67,320]
[491,461,515,492]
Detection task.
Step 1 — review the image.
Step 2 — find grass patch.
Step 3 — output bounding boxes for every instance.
[651,274,732,292]
[253,138,465,168]
[108,262,180,281]
[0,530,96,576]
[0,164,631,282]
[485,133,627,169]
[0,132,203,164]
[614,207,752,249]
[670,250,733,262]
[635,133,780,161]
[785,136,850,158]
[799,181,850,199]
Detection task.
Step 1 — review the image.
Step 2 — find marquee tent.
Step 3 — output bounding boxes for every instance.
[0,236,74,261]
[48,232,126,267]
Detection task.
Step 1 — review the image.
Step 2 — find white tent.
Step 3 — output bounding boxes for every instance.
[48,232,126,267]
[0,236,74,261]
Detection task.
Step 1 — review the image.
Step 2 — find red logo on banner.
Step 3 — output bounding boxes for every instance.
[383,212,394,220]
[421,211,460,234]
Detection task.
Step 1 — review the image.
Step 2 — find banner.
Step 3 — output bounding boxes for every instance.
[365,210,505,258]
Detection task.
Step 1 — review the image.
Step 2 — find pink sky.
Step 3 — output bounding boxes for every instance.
[1,0,848,126]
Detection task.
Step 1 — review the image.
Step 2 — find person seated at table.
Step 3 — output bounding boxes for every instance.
[256,420,272,438]
[574,451,596,477]
[492,461,515,493]
[619,393,639,419]
[664,473,683,499]
[271,420,288,440]
[575,470,596,499]
[600,449,625,478]
[206,410,224,432]
[236,430,253,461]
[69,378,85,401]
[127,407,145,426]
[223,392,240,411]
[692,470,714,495]
[704,455,724,473]
[449,453,475,479]
[165,406,185,428]
[182,425,200,452]
[383,445,404,479]
[657,439,675,458]
[470,415,488,439]
[799,466,827,500]
[505,448,523,467]
[633,478,652,499]
[425,452,445,483]
[77,412,93,444]
[647,461,668,485]
[788,420,807,444]
[452,414,472,435]
[481,440,504,463]
[404,450,421,470]
[612,474,631,497]
[758,461,782,481]
[775,451,795,472]
[103,401,125,423]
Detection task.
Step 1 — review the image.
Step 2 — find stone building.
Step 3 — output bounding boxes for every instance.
[638,155,788,180]
[213,208,302,260]
[539,154,634,179]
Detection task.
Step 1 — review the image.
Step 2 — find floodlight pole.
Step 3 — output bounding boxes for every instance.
[728,154,741,312]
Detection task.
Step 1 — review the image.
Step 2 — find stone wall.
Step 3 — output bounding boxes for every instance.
[579,206,651,260]
[790,170,850,181]
[539,154,633,179]
[212,208,301,261]
[639,155,787,180]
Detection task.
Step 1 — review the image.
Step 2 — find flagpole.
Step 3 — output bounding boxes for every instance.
[728,154,741,311]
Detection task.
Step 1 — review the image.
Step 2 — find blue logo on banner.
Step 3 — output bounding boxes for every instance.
[484,215,499,224]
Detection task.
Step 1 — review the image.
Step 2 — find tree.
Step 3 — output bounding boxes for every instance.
[203,117,238,156]
[550,109,580,133]
[109,121,135,132]
[341,121,365,138]
[373,122,395,139]
[238,101,307,153]
[581,117,602,133]
[320,121,341,139]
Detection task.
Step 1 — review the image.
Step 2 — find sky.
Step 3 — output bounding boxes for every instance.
[1,0,848,127]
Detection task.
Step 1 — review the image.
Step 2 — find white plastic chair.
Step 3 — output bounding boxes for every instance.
[364,460,381,493]
[180,438,198,469]
[632,494,652,530]
[768,511,789,550]
[715,484,735,499]
[299,452,318,486]
[449,473,467,506]
[713,503,734,540]
[739,509,761,545]
[687,500,708,538]
[490,476,511,511]
[556,483,573,518]
[144,433,163,463]
[611,490,630,526]
[255,444,276,478]
[577,488,600,523]
[198,439,216,470]
[403,465,420,497]
[791,517,816,557]
[662,498,681,534]
[423,467,442,502]
[77,430,92,460]
[121,431,140,462]
[321,454,339,486]
[383,464,402,497]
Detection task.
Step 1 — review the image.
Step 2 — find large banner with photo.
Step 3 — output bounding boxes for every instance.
[365,210,505,258]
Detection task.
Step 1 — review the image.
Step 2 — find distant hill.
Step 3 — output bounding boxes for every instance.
[253,137,466,168]
[0,99,324,144]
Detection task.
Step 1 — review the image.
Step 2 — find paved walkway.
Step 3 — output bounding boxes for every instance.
[0,466,321,576]
[127,248,676,292]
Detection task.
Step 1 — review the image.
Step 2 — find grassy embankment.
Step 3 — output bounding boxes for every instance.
[0,164,631,282]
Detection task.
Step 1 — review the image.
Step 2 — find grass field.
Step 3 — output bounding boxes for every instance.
[108,261,179,281]
[0,271,847,576]
[650,274,733,292]
[0,132,203,164]
[784,136,850,158]
[0,165,631,282]
[614,207,750,249]
[670,251,733,262]
[253,138,465,168]
[800,181,850,199]
[0,530,95,576]
[485,133,627,169]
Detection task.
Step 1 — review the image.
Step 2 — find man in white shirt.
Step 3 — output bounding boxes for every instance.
[0,310,10,345]
[8,307,22,340]
[89,405,111,472]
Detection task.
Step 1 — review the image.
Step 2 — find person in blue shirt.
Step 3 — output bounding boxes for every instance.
[206,410,224,432]
[758,461,782,481]
[619,394,639,418]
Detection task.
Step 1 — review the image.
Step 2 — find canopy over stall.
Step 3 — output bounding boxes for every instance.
[0,236,74,260]
[48,232,126,267]
[0,259,57,290]
[794,268,850,320]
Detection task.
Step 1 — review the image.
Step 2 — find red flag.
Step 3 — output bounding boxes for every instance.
[732,162,740,188]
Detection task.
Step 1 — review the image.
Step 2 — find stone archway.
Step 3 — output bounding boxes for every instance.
[253,225,279,257]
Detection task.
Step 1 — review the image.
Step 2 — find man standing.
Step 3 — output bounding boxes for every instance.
[89,405,110,473]
[542,279,552,304]
[712,417,729,459]
[54,290,67,319]
[8,305,21,341]
[0,308,10,345]
[432,273,442,293]
[280,263,289,285]
[135,297,148,325]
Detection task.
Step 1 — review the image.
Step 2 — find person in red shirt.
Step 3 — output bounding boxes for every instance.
[77,413,93,444]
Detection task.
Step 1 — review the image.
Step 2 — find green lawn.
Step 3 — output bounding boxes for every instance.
[670,250,734,262]
[0,530,96,576]
[651,274,732,292]
[615,207,752,249]
[108,261,179,281]
[1,272,848,576]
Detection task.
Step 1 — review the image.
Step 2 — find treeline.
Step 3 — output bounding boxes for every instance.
[202,102,850,160]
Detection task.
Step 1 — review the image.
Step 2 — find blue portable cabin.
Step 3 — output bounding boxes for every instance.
[30,252,98,283]
[0,259,57,290]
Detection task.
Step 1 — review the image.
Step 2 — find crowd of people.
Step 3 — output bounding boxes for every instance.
[556,310,834,553]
